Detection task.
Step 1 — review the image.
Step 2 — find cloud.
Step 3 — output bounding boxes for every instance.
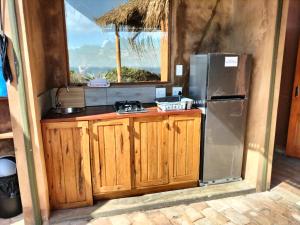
[65,2,99,33]
[101,40,109,48]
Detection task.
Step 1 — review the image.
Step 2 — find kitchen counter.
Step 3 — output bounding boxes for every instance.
[41,104,202,123]
[41,103,202,209]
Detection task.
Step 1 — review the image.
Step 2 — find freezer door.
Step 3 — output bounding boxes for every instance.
[202,99,247,183]
[189,54,208,100]
[207,54,252,100]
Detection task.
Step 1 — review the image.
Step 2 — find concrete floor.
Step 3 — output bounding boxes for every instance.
[1,153,300,225]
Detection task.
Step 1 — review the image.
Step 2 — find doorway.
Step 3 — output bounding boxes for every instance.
[272,0,300,189]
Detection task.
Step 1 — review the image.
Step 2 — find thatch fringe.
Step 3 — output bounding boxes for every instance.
[145,0,169,28]
[96,0,169,29]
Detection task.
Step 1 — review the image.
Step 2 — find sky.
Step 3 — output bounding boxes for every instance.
[65,0,129,48]
[64,0,164,70]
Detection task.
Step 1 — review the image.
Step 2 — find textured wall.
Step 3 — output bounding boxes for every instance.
[22,0,48,96]
[41,0,69,89]
[170,0,233,93]
[229,0,278,187]
[170,0,279,186]
[23,0,68,95]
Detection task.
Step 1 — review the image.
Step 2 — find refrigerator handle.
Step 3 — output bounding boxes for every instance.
[296,85,299,97]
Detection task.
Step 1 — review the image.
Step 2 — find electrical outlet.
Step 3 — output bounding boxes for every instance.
[156,88,166,98]
[172,87,183,96]
[176,65,183,76]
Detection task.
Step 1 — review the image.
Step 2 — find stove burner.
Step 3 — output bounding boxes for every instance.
[114,101,147,114]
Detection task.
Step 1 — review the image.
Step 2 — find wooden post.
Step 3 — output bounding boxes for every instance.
[115,25,122,83]
[265,0,290,190]
[160,20,169,82]
[2,0,42,224]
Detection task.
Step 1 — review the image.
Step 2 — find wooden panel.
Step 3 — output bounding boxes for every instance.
[287,41,300,158]
[91,118,131,195]
[42,121,92,209]
[134,116,169,188]
[169,114,201,183]
[0,99,14,156]
[40,0,69,89]
[51,87,85,108]
[0,99,12,133]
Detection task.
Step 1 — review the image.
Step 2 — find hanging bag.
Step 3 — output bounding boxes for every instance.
[0,5,13,82]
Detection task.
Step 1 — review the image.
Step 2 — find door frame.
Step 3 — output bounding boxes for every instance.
[265,0,290,190]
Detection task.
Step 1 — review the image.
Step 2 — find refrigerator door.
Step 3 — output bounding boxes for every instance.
[202,99,247,183]
[207,54,251,100]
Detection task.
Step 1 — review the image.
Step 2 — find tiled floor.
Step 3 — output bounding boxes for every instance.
[54,181,300,225]
[1,153,300,225]
[49,153,300,225]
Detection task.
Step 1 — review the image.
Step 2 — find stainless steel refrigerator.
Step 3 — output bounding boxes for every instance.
[189,53,252,185]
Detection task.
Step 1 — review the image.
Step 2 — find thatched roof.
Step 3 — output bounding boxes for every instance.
[96,0,169,30]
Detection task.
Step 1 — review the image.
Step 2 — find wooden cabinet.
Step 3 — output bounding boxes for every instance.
[42,111,201,207]
[133,116,169,188]
[42,122,93,209]
[90,118,132,196]
[169,115,201,183]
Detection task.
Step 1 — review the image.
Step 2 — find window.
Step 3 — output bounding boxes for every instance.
[64,0,169,84]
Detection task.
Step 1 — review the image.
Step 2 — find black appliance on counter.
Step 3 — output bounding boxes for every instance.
[189,53,252,185]
[114,101,147,114]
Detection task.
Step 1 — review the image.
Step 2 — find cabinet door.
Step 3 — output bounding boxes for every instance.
[133,116,169,187]
[91,118,131,195]
[42,121,92,209]
[169,115,201,183]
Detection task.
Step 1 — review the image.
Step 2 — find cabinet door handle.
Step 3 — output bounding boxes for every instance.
[296,85,299,97]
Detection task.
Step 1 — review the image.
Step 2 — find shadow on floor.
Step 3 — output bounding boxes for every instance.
[271,152,300,189]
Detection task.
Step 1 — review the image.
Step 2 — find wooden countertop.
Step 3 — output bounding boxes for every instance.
[41,104,202,123]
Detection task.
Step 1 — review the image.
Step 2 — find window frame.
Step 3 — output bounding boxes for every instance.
[62,0,172,86]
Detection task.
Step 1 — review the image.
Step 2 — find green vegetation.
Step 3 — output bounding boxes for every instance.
[69,67,160,84]
[104,67,160,82]
[70,70,101,83]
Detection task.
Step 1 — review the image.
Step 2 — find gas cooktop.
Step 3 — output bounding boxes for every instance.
[114,101,147,114]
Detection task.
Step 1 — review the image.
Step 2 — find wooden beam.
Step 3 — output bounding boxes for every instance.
[265,0,290,190]
[7,0,43,222]
[115,25,122,83]
[2,0,51,224]
[1,1,36,224]
[160,20,169,82]
[0,132,13,140]
[13,0,51,222]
